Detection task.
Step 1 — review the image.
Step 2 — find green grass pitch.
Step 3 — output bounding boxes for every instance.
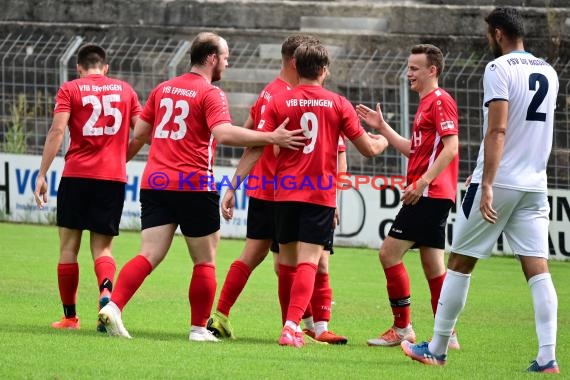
[0,222,568,379]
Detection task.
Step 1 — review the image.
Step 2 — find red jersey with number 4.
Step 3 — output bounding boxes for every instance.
[260,84,365,207]
[55,74,142,182]
[408,88,459,202]
[247,77,291,200]
[140,73,232,192]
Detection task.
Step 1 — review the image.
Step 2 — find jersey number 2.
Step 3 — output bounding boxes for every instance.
[526,73,548,122]
[154,98,189,140]
[82,94,123,136]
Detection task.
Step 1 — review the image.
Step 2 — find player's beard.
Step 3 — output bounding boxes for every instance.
[490,36,502,58]
[212,64,223,82]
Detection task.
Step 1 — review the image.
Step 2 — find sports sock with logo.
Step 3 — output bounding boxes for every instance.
[384,262,411,328]
[57,263,79,318]
[528,272,558,366]
[311,272,332,323]
[430,269,470,356]
[94,256,116,294]
[428,272,446,316]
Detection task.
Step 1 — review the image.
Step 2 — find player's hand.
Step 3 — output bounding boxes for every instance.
[34,176,48,209]
[355,103,385,130]
[333,208,340,227]
[221,189,236,221]
[479,185,497,224]
[367,132,389,155]
[272,118,305,150]
[401,178,428,206]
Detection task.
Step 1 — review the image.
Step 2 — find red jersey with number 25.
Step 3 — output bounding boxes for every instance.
[140,73,232,192]
[247,77,291,200]
[260,84,364,208]
[55,74,142,182]
[408,88,459,202]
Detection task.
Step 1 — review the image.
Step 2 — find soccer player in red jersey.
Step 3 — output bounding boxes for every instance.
[258,42,388,347]
[33,44,142,331]
[98,32,304,341]
[356,44,460,348]
[208,35,348,344]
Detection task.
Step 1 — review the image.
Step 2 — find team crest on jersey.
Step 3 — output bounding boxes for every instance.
[257,120,265,129]
[440,120,455,131]
[489,63,497,71]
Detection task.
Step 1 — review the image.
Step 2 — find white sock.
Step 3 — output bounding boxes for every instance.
[285,320,299,332]
[190,326,206,334]
[529,272,558,365]
[429,269,471,356]
[302,316,315,331]
[314,321,328,337]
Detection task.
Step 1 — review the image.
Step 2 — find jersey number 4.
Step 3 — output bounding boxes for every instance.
[526,73,548,122]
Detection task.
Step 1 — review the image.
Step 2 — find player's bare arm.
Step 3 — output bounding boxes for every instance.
[212,118,304,149]
[480,99,508,224]
[350,131,388,157]
[401,134,458,206]
[334,150,348,227]
[221,146,264,221]
[127,118,152,161]
[356,103,411,156]
[34,112,69,208]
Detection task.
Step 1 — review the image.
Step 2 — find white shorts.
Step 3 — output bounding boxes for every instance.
[451,184,550,259]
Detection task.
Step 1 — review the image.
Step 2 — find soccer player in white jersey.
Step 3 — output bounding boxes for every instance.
[401,7,560,374]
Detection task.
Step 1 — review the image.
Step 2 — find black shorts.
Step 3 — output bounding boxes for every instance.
[140,189,220,237]
[246,197,276,240]
[388,196,453,249]
[270,228,335,254]
[274,201,335,247]
[57,177,125,236]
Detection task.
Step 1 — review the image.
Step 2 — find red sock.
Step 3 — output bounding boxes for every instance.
[94,256,116,292]
[216,260,252,317]
[302,303,313,320]
[189,263,216,327]
[111,255,152,311]
[278,264,296,325]
[428,273,446,316]
[286,262,318,324]
[57,263,79,317]
[384,262,411,328]
[311,272,332,322]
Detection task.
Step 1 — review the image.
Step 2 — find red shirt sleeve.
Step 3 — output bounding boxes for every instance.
[54,83,72,114]
[140,86,158,125]
[339,97,365,141]
[203,87,232,130]
[433,95,459,137]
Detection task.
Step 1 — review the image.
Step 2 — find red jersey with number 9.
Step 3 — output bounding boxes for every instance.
[55,74,142,182]
[260,84,364,207]
[139,73,232,191]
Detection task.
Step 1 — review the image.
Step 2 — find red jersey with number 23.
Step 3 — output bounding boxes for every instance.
[408,88,459,202]
[260,84,364,207]
[55,74,142,182]
[140,73,232,192]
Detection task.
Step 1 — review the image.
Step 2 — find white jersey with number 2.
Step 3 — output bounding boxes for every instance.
[470,51,559,192]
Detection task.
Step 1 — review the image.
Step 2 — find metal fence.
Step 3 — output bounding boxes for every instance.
[1,33,569,188]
